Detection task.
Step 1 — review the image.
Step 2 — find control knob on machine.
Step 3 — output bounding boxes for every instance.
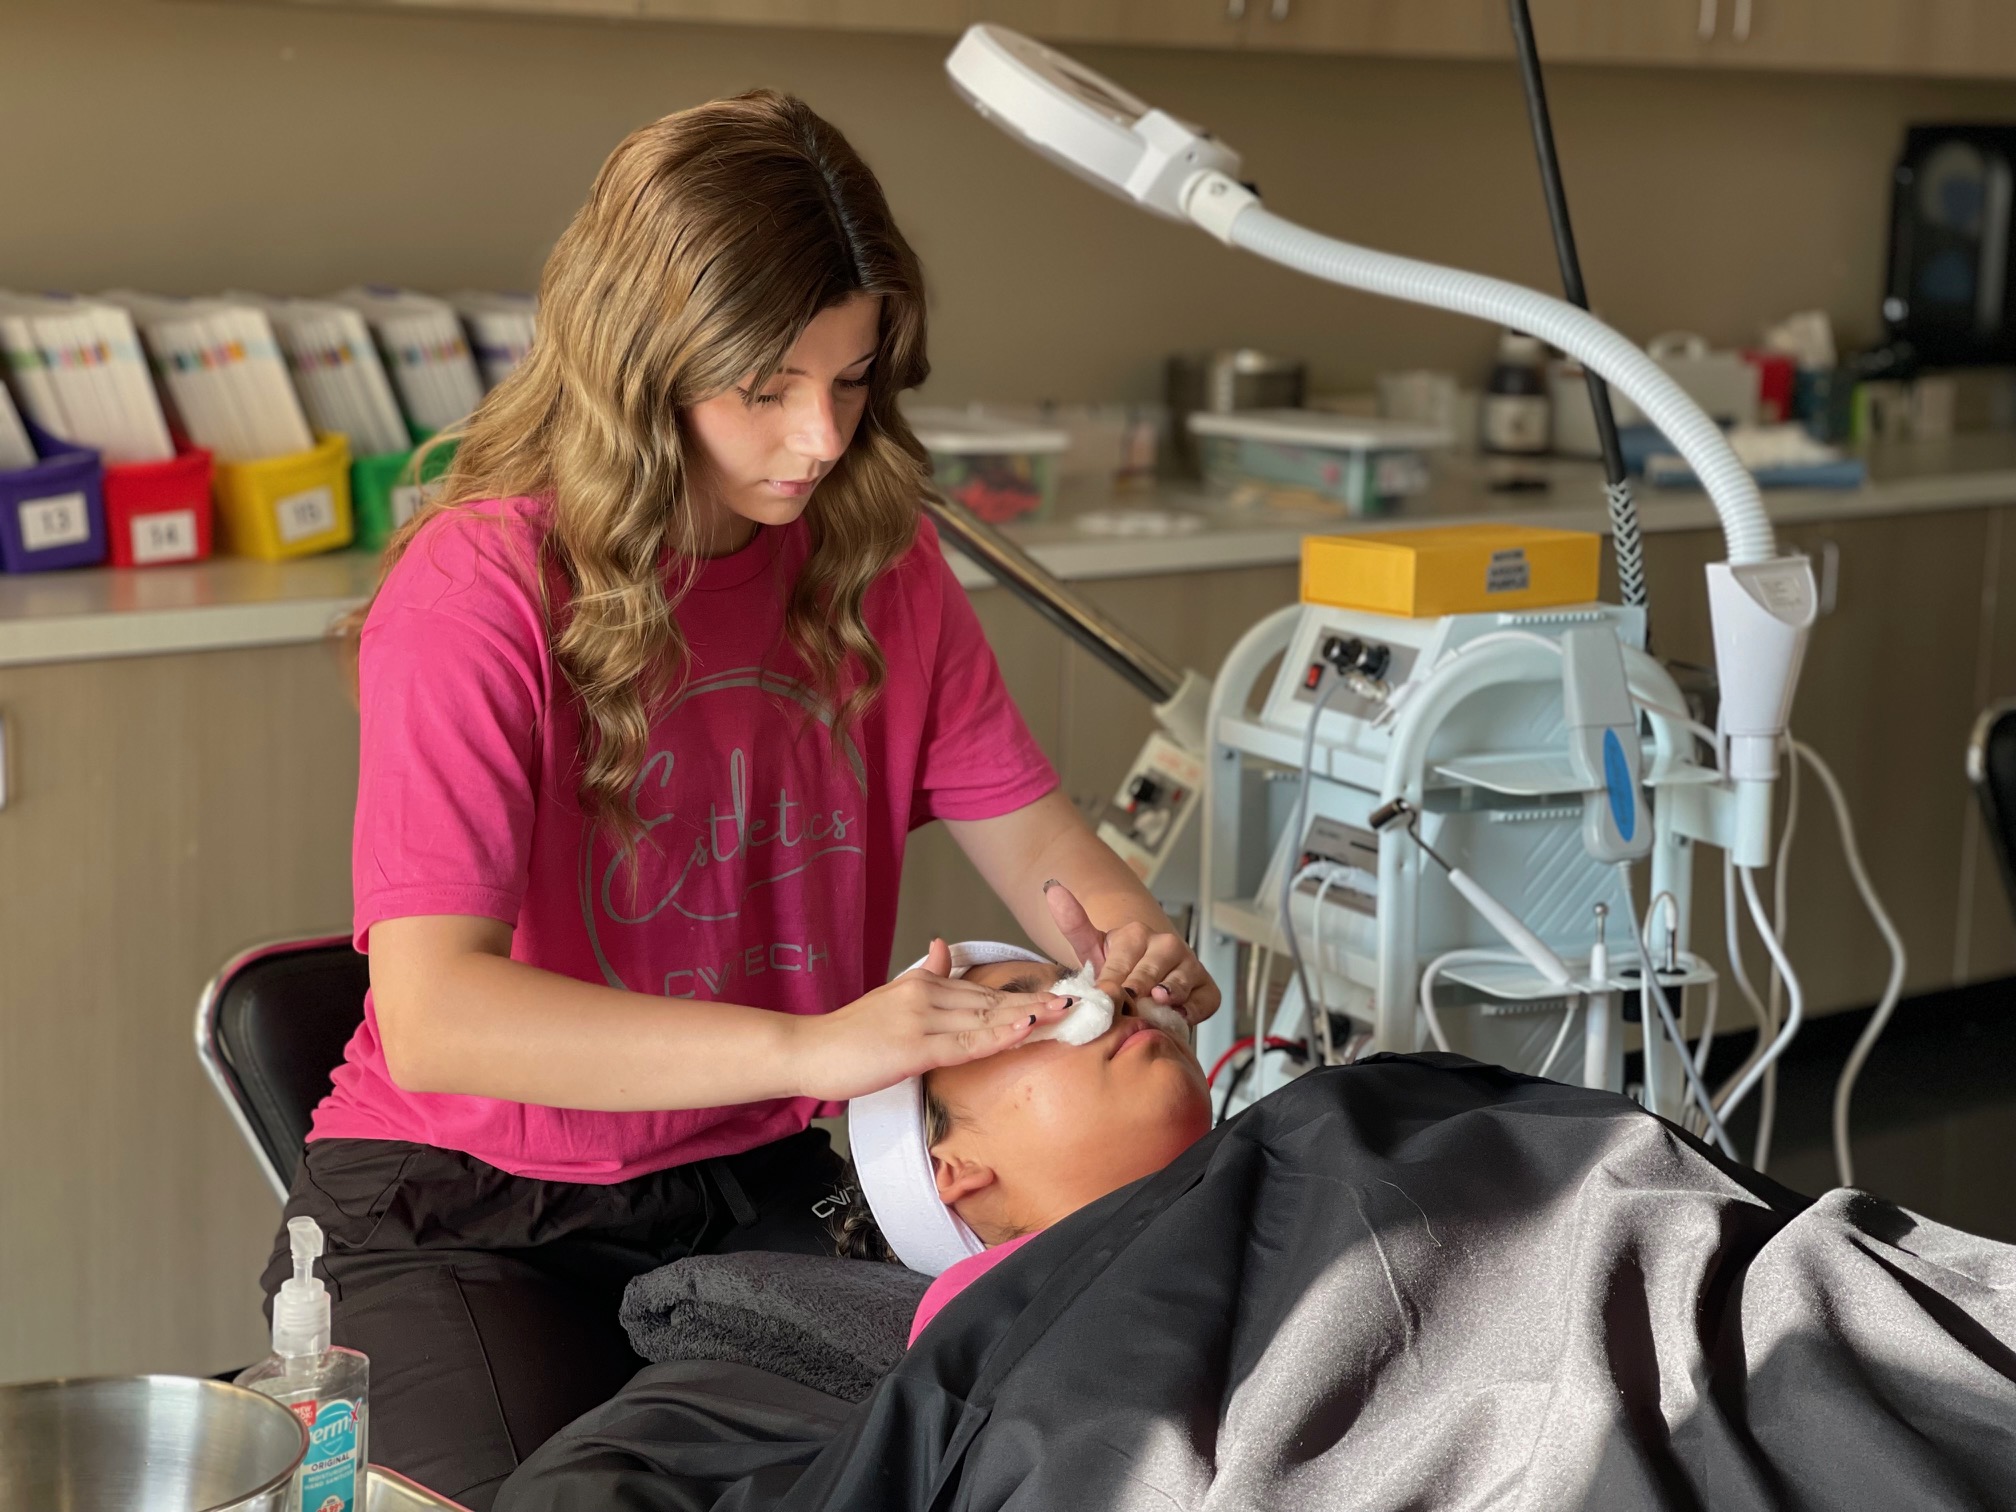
[1321,635,1391,680]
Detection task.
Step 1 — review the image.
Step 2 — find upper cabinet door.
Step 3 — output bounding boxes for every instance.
[974,0,1256,50]
[1696,0,2016,80]
[637,0,971,29]
[1244,0,1516,61]
[1185,0,2016,80]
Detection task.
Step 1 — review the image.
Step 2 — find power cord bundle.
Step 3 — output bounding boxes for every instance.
[1279,616,1904,1187]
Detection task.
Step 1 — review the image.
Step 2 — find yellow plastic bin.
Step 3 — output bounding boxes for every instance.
[212,434,354,560]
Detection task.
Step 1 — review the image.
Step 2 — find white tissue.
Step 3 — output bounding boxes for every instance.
[1028,961,1115,1046]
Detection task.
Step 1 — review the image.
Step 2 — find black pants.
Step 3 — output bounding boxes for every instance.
[259,1129,845,1510]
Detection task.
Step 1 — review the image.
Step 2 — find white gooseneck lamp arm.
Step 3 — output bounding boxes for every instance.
[947,24,1815,862]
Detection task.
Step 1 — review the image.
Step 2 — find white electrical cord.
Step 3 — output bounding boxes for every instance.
[1756,735,1801,1170]
[1310,869,1341,1059]
[1687,977,1720,1136]
[1226,204,1777,566]
[1717,867,1805,1127]
[1793,740,1907,1188]
[1535,1001,1581,1081]
[1615,868,1737,1155]
[1282,680,1346,1057]
[1416,948,1515,1054]
[1709,736,1799,1169]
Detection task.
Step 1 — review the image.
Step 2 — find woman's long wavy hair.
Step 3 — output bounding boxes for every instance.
[345,90,931,850]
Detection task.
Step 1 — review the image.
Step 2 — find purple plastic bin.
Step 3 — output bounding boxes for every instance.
[0,421,109,572]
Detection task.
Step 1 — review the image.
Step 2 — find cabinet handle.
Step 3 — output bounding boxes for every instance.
[1226,0,1246,17]
[1697,0,1718,40]
[1270,0,1290,18]
[0,710,9,812]
[1816,539,1840,617]
[1732,0,1752,41]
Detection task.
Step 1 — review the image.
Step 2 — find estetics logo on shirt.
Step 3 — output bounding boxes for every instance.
[579,668,868,1001]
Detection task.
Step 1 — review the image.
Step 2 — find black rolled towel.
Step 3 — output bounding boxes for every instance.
[620,1252,932,1404]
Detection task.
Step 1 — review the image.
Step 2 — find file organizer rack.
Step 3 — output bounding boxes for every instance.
[212,433,354,560]
[103,447,214,567]
[0,423,108,573]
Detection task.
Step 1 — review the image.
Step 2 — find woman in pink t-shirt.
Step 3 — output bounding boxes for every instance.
[256,92,1219,1507]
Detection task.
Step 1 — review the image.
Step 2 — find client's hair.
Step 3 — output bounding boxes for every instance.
[826,1086,955,1262]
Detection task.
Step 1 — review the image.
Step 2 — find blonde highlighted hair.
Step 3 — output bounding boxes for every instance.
[347,90,931,845]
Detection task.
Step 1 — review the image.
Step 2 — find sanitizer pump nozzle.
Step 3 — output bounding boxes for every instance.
[273,1217,332,1359]
[237,1213,370,1511]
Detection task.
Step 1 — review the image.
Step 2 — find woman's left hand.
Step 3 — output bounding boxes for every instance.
[1044,881,1221,1026]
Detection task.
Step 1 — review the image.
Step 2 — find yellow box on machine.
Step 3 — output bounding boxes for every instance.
[1301,524,1601,617]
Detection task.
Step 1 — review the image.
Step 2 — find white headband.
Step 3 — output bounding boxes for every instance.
[848,941,1116,1276]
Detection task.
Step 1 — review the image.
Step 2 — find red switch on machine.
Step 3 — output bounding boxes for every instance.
[1303,662,1324,691]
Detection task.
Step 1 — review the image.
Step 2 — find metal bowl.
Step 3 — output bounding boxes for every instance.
[0,1375,309,1512]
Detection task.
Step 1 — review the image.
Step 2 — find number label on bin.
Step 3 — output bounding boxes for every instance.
[391,484,423,529]
[19,492,90,553]
[130,509,200,565]
[275,485,337,544]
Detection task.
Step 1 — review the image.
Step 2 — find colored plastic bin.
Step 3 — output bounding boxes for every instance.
[104,447,214,567]
[0,423,108,573]
[352,437,457,550]
[212,434,354,561]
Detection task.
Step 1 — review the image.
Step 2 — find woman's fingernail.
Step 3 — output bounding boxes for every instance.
[1123,987,1137,1002]
[1027,1013,1037,1026]
[1042,878,1061,892]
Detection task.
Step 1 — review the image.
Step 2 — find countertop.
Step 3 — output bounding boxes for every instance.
[6,435,2016,668]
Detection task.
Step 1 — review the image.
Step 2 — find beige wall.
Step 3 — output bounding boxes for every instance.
[8,0,2016,404]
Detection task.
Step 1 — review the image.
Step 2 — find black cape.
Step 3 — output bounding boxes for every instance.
[507,1055,2016,1512]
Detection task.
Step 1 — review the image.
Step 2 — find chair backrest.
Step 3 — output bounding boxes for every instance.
[195,936,369,1200]
[1969,701,2016,922]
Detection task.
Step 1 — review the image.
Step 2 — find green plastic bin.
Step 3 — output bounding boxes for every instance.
[352,438,457,550]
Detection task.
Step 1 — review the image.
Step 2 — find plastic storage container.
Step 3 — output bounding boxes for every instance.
[1188,409,1449,515]
[353,438,456,550]
[0,423,108,573]
[907,407,1068,524]
[213,434,354,561]
[103,447,214,567]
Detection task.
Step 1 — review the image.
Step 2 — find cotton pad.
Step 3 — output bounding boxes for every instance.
[1027,961,1115,1046]
[1139,1000,1192,1047]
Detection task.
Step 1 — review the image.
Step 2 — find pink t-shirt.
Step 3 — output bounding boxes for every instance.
[908,1232,1040,1345]
[310,498,1058,1182]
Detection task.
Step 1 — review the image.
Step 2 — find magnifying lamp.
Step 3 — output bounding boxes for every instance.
[946,24,1815,861]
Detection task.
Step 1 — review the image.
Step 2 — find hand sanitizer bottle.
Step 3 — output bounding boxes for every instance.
[237,1217,370,1512]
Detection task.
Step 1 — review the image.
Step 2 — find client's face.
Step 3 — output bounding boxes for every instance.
[925,960,1212,1244]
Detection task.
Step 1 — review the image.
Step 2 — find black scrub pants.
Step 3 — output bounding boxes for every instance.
[258,1128,844,1510]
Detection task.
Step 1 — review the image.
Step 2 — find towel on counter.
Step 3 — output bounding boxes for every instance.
[620,1252,930,1404]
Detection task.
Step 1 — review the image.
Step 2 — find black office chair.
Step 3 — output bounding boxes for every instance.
[194,935,369,1200]
[1969,701,2016,922]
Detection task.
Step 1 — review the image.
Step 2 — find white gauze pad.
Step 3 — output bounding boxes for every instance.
[1028,961,1116,1045]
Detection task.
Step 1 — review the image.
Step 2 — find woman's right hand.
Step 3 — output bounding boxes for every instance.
[786,938,1070,1102]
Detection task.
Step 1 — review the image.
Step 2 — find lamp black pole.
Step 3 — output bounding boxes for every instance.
[1505,0,1648,616]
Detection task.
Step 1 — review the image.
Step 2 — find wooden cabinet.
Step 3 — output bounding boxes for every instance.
[639,0,970,30]
[269,0,2016,77]
[1485,0,2016,80]
[0,643,359,1383]
[1244,0,1515,62]
[973,0,1249,50]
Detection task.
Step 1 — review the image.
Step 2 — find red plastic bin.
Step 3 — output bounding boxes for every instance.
[102,448,214,567]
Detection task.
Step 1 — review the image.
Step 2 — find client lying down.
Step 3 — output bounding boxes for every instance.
[834,942,1211,1341]
[496,941,1214,1510]
[506,930,2016,1512]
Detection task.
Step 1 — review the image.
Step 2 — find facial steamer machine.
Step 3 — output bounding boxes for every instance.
[927,23,1905,1176]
